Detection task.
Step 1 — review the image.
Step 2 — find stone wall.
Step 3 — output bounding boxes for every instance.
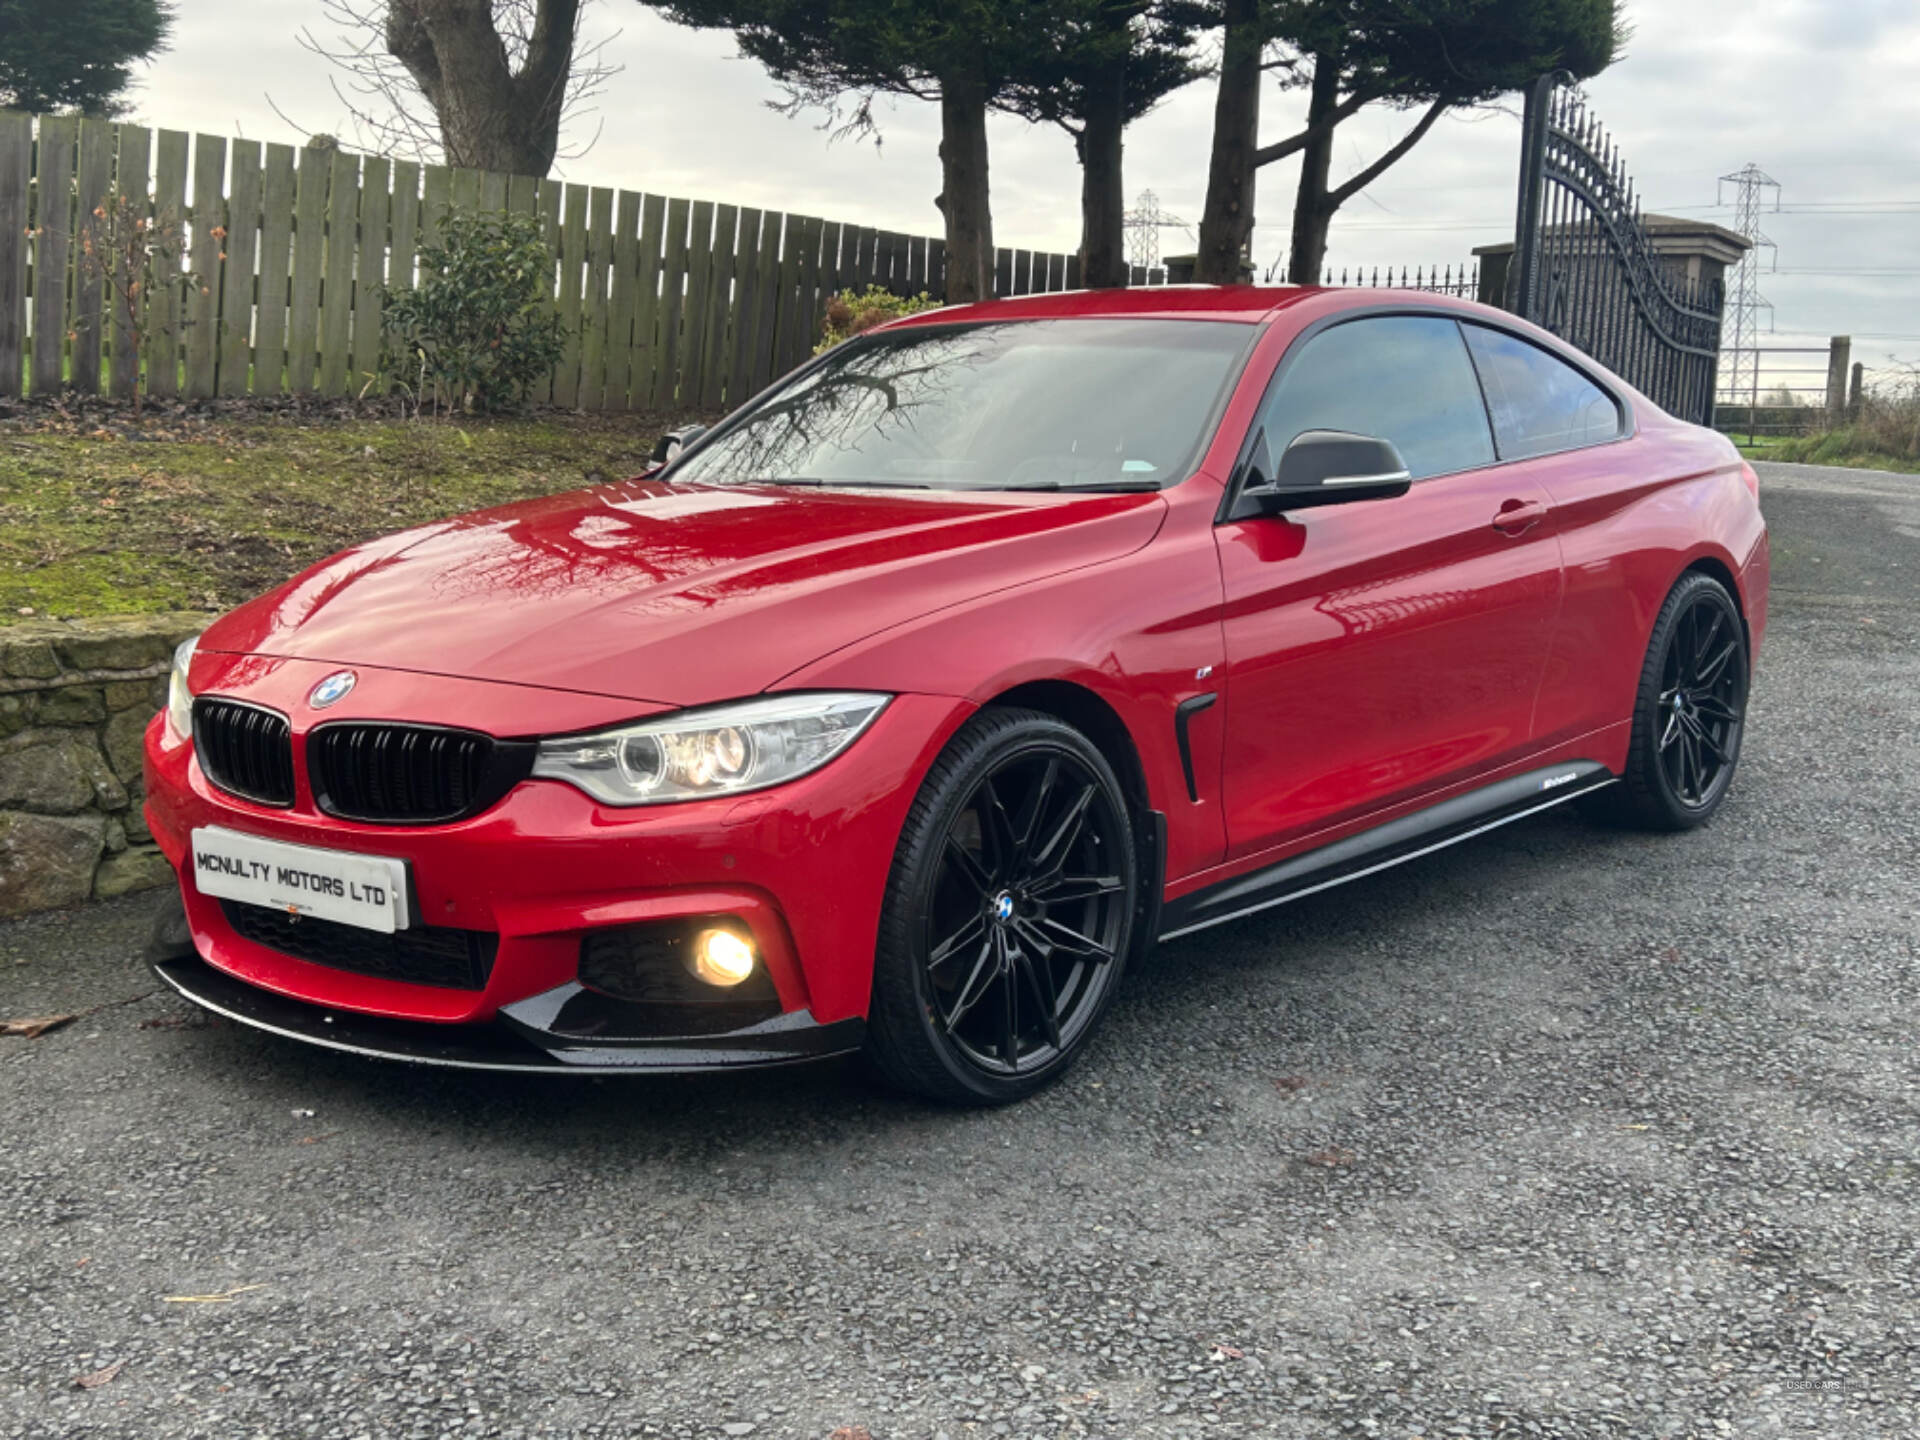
[0,614,212,918]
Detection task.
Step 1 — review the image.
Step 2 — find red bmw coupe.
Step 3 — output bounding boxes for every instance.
[145,286,1767,1103]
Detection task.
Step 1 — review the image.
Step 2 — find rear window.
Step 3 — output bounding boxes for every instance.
[1462,323,1622,460]
[675,318,1255,492]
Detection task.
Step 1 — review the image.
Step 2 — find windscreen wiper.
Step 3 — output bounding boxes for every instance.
[747,477,938,490]
[742,476,1161,494]
[1015,478,1164,493]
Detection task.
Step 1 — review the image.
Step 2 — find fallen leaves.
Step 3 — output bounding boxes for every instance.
[1303,1146,1355,1169]
[1,1015,77,1039]
[5,993,160,1039]
[72,1359,125,1390]
[162,1283,267,1305]
[828,1429,873,1440]
[1272,1075,1308,1094]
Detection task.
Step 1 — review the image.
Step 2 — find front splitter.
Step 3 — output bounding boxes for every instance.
[151,952,866,1074]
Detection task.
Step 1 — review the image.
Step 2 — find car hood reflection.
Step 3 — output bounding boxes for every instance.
[199,479,1169,705]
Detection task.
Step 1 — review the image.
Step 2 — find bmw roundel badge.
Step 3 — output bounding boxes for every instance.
[309,670,357,709]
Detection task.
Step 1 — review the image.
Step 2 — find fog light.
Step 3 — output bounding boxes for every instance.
[691,927,756,987]
[577,917,778,1015]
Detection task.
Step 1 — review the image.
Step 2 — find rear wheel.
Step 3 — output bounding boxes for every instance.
[864,709,1140,1105]
[1590,571,1749,831]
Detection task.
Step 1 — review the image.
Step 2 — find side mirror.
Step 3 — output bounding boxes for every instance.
[650,424,709,466]
[1234,429,1412,518]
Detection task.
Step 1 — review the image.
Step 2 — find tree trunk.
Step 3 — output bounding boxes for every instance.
[387,0,580,177]
[1194,0,1262,285]
[937,68,996,304]
[1078,56,1128,289]
[1285,53,1340,286]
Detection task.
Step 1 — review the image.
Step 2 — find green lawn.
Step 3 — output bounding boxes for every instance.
[0,408,710,624]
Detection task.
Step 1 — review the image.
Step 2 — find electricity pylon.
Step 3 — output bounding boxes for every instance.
[1717,164,1780,407]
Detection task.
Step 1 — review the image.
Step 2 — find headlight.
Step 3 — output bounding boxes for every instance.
[531,692,889,806]
[166,635,200,741]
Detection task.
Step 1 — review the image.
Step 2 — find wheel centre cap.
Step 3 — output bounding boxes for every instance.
[992,892,1015,924]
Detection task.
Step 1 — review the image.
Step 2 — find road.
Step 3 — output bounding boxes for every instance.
[3,460,1916,1440]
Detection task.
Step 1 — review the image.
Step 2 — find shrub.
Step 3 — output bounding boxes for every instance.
[382,210,568,414]
[72,188,190,415]
[1768,367,1920,470]
[815,285,942,352]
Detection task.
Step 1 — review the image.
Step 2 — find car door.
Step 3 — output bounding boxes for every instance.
[1453,320,1637,750]
[1213,313,1565,861]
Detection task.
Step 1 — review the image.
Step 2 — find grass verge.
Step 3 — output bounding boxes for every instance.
[1,407,707,625]
[1757,428,1920,475]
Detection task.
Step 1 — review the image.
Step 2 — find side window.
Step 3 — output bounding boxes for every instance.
[1255,316,1495,480]
[1461,323,1622,460]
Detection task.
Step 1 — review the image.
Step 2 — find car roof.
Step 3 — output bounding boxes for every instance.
[879,282,1583,364]
[863,283,1650,415]
[885,284,1335,328]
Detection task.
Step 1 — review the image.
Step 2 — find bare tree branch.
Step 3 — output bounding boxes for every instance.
[1251,88,1373,168]
[1326,98,1448,208]
[286,0,622,172]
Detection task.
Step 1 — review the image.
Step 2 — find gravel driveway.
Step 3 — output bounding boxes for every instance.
[3,459,1915,1440]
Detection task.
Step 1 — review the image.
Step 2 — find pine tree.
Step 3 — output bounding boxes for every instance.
[0,0,172,116]
[645,0,1200,299]
[1189,0,1622,284]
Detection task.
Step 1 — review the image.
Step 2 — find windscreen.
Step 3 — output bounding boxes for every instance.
[674,318,1255,493]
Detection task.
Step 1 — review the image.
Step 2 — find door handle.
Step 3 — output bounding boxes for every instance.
[1492,498,1547,536]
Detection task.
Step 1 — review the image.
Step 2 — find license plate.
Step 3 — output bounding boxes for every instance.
[190,826,411,934]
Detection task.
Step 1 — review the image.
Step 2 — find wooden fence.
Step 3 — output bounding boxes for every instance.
[0,110,1161,411]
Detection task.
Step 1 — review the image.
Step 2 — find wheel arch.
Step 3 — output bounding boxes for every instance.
[1681,551,1751,651]
[982,679,1149,813]
[981,678,1166,944]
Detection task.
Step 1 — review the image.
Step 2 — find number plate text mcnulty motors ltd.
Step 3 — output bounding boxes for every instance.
[190,826,412,933]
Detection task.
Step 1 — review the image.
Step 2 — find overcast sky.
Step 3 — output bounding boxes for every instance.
[129,1,1920,385]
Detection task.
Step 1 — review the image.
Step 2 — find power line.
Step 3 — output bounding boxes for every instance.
[1316,202,1920,232]
[1755,331,1920,341]
[1276,220,1512,233]
[1655,198,1920,213]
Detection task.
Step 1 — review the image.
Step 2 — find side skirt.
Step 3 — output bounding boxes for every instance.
[1158,761,1615,942]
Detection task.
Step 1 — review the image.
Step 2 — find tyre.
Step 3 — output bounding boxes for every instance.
[864,708,1141,1105]
[1587,570,1750,831]
[145,885,194,964]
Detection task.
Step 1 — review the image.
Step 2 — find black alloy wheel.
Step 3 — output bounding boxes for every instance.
[1592,571,1750,831]
[865,709,1141,1104]
[1656,589,1747,808]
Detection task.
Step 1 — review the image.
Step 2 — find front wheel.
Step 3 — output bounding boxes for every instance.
[1591,571,1750,831]
[864,709,1141,1105]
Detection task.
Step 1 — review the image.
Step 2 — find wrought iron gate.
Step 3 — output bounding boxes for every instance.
[1510,73,1726,425]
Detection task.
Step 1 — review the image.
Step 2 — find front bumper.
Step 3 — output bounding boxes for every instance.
[142,664,973,1056]
[151,946,865,1073]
